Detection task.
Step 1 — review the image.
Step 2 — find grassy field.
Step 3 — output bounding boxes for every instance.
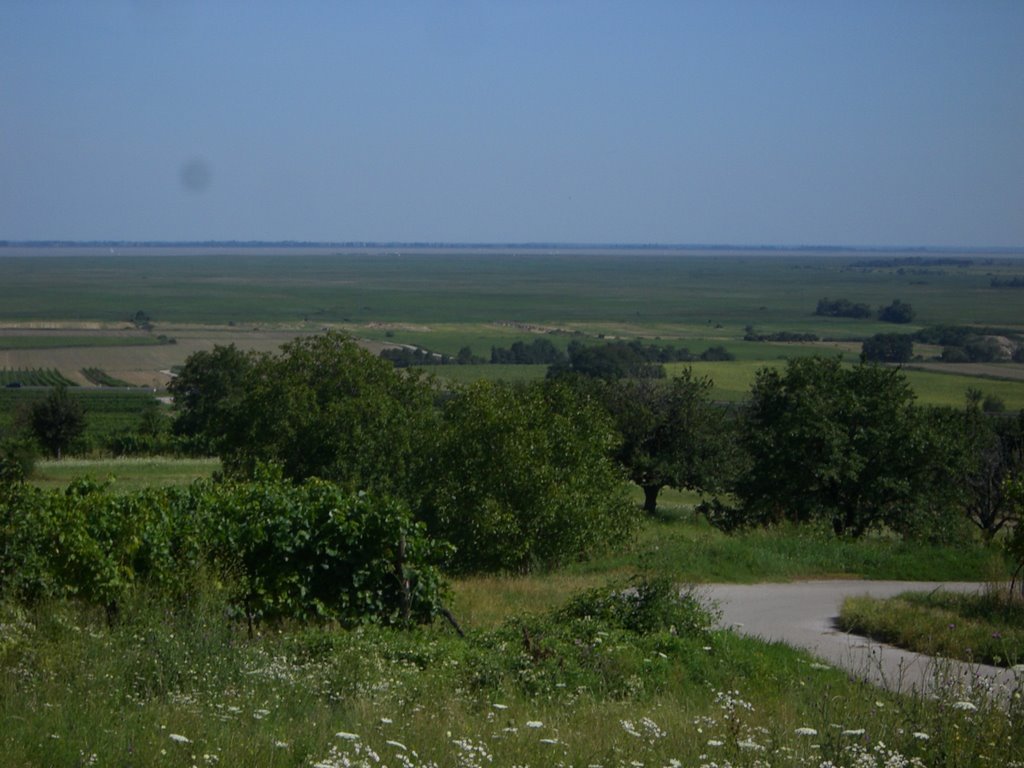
[0,248,1022,405]
[1,248,1022,329]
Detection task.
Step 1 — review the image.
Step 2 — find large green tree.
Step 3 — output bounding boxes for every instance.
[420,380,634,573]
[733,357,959,537]
[959,393,1023,538]
[603,370,735,514]
[29,385,86,459]
[220,333,435,497]
[168,343,253,452]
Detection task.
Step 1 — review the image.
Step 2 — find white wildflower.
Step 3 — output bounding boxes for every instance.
[525,720,544,728]
[912,732,930,740]
[707,739,724,747]
[386,739,408,751]
[335,731,360,740]
[540,738,560,744]
[169,734,191,744]
[795,727,818,736]
[952,701,977,711]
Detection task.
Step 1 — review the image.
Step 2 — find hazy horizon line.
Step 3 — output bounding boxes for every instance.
[3,240,1022,254]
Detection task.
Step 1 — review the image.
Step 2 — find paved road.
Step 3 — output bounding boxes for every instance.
[703,580,1021,701]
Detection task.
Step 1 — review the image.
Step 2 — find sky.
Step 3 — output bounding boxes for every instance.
[1,1,1022,248]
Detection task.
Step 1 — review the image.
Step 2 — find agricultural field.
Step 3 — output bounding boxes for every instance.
[0,386,162,441]
[1,246,1022,407]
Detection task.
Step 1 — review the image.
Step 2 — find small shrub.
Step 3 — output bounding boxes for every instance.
[557,576,719,636]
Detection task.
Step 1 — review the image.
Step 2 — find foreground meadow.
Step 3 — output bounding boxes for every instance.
[4,571,1022,768]
[3,464,1021,767]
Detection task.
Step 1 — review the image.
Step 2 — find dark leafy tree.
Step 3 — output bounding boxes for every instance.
[731,357,960,537]
[490,338,566,365]
[168,344,253,451]
[960,392,1023,538]
[814,298,872,319]
[602,371,736,514]
[548,340,666,380]
[1006,476,1024,592]
[861,333,913,363]
[29,385,86,459]
[878,299,915,324]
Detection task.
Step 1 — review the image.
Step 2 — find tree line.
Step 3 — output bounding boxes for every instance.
[4,332,1023,626]
[380,337,735,374]
[815,297,915,323]
[165,333,1021,543]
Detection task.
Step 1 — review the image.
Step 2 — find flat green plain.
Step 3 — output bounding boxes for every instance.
[1,247,1022,408]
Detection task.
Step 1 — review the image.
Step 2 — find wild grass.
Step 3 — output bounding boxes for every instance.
[838,588,1024,667]
[568,494,1008,584]
[3,575,1022,767]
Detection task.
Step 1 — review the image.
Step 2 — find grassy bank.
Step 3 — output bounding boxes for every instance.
[839,589,1024,667]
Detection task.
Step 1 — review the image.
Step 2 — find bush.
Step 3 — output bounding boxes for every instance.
[201,469,450,627]
[421,380,635,573]
[557,577,718,636]
[0,471,450,628]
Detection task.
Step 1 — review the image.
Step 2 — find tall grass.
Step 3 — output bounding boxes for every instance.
[4,574,1022,767]
[839,588,1024,667]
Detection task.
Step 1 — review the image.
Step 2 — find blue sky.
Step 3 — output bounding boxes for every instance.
[2,1,1022,247]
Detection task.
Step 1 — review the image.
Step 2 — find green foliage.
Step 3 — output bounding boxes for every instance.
[0,432,37,478]
[0,472,449,627]
[490,337,566,364]
[29,384,86,459]
[1006,476,1024,588]
[861,332,913,363]
[199,470,450,626]
[549,340,667,380]
[878,298,916,324]
[557,577,718,637]
[167,343,253,452]
[218,333,436,498]
[815,296,872,318]
[730,357,964,538]
[422,380,635,573]
[960,400,1023,538]
[602,371,737,513]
